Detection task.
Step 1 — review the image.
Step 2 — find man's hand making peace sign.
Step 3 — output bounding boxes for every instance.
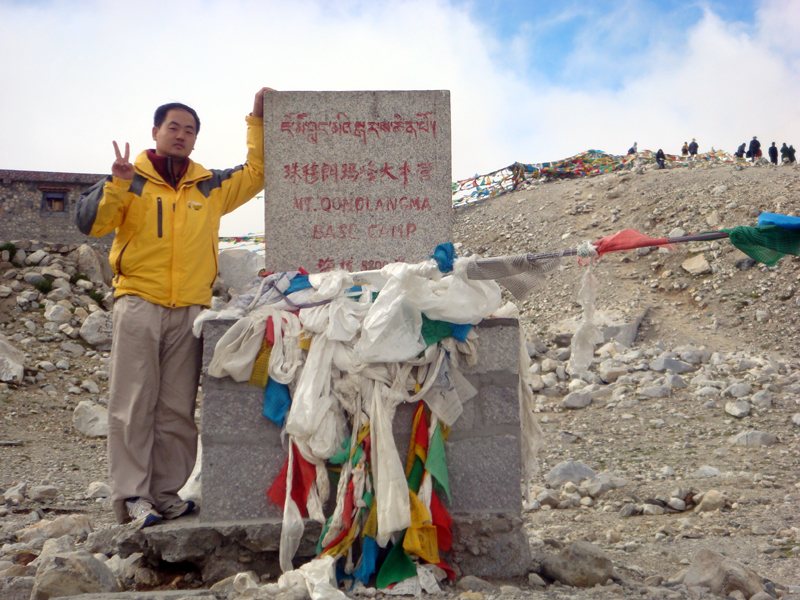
[112,140,134,181]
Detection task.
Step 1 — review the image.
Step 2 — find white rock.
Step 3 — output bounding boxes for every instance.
[79,311,113,350]
[731,431,778,447]
[682,255,712,276]
[86,482,112,499]
[45,305,72,325]
[725,401,751,418]
[0,332,25,383]
[73,400,108,437]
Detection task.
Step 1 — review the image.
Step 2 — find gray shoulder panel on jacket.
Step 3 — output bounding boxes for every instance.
[129,173,147,197]
[75,176,112,235]
[196,165,245,199]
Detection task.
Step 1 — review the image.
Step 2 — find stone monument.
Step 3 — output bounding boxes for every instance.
[190,91,530,582]
[262,91,452,273]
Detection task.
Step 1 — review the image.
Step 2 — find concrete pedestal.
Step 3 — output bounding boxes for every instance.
[199,317,530,578]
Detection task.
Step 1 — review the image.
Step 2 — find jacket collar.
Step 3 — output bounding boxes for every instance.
[134,150,211,188]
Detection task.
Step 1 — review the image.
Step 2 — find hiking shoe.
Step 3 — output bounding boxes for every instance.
[126,497,162,529]
[161,499,195,520]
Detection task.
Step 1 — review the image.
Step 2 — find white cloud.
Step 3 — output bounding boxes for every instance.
[1,0,798,235]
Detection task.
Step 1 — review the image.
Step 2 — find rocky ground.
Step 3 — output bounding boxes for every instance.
[1,158,800,599]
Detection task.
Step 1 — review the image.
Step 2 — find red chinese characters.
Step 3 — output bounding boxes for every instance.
[283,161,433,187]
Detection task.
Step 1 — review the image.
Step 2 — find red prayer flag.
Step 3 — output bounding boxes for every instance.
[589,229,676,261]
[266,442,317,517]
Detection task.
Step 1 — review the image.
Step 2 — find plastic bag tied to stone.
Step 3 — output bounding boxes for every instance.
[568,242,604,378]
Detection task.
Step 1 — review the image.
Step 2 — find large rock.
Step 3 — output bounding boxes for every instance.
[0,332,25,383]
[0,576,35,600]
[30,551,119,600]
[562,390,592,409]
[540,541,620,587]
[682,548,764,598]
[44,305,72,325]
[68,244,113,286]
[583,473,629,499]
[73,400,108,438]
[545,461,596,488]
[682,254,712,275]
[15,515,93,544]
[731,430,778,447]
[218,248,264,294]
[79,311,113,351]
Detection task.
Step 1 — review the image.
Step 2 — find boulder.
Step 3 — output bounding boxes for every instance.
[725,401,751,418]
[68,244,113,286]
[30,551,119,600]
[73,400,108,438]
[582,473,629,499]
[16,515,93,544]
[731,431,778,447]
[0,576,35,600]
[695,490,726,513]
[682,255,712,276]
[44,305,72,325]
[86,482,112,499]
[545,461,596,488]
[682,548,764,598]
[0,332,25,383]
[79,310,113,351]
[540,541,621,587]
[218,248,264,294]
[562,390,592,409]
[29,486,59,503]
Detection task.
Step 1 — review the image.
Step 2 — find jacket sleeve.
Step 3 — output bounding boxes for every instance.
[75,176,132,237]
[215,115,265,216]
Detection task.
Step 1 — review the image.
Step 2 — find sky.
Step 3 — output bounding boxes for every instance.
[1,0,799,235]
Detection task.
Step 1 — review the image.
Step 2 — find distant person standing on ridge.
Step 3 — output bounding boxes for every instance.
[736,143,746,158]
[688,138,699,156]
[769,142,778,165]
[748,136,761,162]
[681,142,689,156]
[656,149,666,169]
[789,145,797,163]
[781,143,790,162]
[627,142,637,155]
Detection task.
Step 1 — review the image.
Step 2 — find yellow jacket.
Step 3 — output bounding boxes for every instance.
[76,115,264,308]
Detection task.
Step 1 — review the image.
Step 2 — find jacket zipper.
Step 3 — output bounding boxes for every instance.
[211,240,218,288]
[115,240,130,284]
[157,198,163,238]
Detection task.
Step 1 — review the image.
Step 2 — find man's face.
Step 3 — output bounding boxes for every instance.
[152,109,197,160]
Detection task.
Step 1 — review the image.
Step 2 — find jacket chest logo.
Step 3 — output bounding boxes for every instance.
[187,200,204,211]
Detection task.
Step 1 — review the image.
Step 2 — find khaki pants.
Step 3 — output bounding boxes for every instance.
[107,295,203,523]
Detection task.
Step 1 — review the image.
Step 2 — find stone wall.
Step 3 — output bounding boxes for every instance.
[200,317,530,578]
[0,170,113,250]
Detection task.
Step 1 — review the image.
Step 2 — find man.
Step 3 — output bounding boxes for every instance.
[781,143,790,162]
[748,136,761,162]
[688,138,699,156]
[769,142,778,165]
[75,87,272,527]
[736,142,746,159]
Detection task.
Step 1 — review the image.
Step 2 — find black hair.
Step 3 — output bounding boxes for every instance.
[154,102,200,133]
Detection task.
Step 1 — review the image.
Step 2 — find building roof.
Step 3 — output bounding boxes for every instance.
[0,169,105,185]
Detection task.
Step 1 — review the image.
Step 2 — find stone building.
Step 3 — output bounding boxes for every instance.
[0,169,113,248]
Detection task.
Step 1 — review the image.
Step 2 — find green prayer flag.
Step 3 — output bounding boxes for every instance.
[376,538,417,588]
[407,457,424,494]
[426,422,451,504]
[721,225,800,267]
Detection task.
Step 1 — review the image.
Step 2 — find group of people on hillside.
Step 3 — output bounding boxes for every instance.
[639,136,797,170]
[733,138,796,164]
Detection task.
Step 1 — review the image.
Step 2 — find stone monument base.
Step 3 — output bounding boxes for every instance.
[195,317,530,581]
